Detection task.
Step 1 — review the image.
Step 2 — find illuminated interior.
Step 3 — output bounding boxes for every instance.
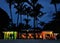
[40,31,55,39]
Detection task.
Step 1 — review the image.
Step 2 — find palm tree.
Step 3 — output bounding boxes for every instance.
[14,0,26,26]
[14,0,32,29]
[14,0,30,32]
[14,0,21,26]
[51,0,60,13]
[6,0,14,24]
[23,0,44,32]
[25,0,44,39]
[14,0,44,30]
[29,3,43,28]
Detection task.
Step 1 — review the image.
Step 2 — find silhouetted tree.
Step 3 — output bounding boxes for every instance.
[43,11,60,33]
[14,0,29,32]
[27,0,43,28]
[51,0,60,13]
[5,0,45,32]
[14,0,24,26]
[6,0,14,23]
[0,8,11,31]
[13,0,44,33]
[14,0,32,30]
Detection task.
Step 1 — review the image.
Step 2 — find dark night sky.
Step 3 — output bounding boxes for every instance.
[0,0,60,28]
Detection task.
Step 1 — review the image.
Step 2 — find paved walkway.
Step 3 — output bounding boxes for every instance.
[0,39,60,43]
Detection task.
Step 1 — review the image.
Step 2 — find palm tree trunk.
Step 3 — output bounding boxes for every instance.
[34,17,36,28]
[36,18,37,27]
[20,15,22,23]
[17,13,19,26]
[27,14,29,25]
[9,4,13,24]
[33,17,36,39]
[20,2,24,24]
[17,3,20,26]
[54,4,57,13]
[26,14,29,39]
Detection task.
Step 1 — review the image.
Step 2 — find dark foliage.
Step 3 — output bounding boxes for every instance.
[6,0,14,23]
[0,8,11,31]
[4,0,60,34]
[43,11,60,33]
[14,0,44,30]
[51,0,60,13]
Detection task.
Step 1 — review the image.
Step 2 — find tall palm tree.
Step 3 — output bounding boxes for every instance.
[22,0,44,32]
[14,0,31,27]
[51,0,60,13]
[14,0,26,26]
[6,0,14,24]
[14,0,20,26]
[29,3,43,28]
[14,0,29,32]
[24,0,44,39]
[14,0,44,29]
